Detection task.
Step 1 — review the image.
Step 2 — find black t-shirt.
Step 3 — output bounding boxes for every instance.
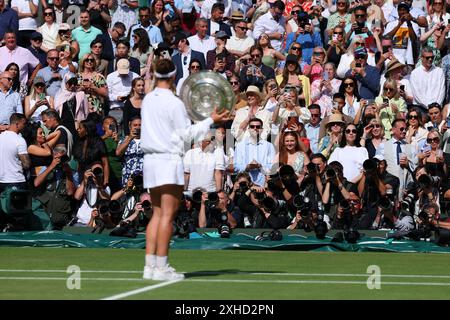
[89,7,110,33]
[73,138,107,174]
[123,99,141,136]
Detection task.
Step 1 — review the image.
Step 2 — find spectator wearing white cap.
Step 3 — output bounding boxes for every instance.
[106,58,139,125]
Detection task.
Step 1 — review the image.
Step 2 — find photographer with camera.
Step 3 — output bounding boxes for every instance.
[332,192,362,230]
[417,203,450,246]
[237,184,290,229]
[321,161,354,221]
[287,203,331,239]
[198,190,237,230]
[73,162,111,226]
[109,192,153,238]
[33,146,75,230]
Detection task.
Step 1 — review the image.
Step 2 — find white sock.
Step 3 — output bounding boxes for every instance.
[145,254,156,267]
[156,256,168,268]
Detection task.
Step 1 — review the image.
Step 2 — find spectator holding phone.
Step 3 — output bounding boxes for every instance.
[418,129,447,180]
[101,116,122,193]
[311,62,341,117]
[326,26,346,69]
[345,46,381,100]
[123,78,145,136]
[24,77,53,123]
[116,116,143,187]
[405,107,428,154]
[345,5,370,42]
[272,84,311,129]
[276,54,311,107]
[375,79,407,139]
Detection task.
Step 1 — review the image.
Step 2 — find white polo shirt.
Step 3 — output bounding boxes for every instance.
[0,131,28,183]
[183,146,225,192]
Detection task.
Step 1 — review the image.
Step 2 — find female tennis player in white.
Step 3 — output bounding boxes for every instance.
[141,59,229,280]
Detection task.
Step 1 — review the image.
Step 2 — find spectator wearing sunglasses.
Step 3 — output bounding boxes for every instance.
[0,71,23,132]
[326,0,351,33]
[176,59,203,96]
[418,129,447,180]
[226,20,255,59]
[329,123,369,181]
[285,5,302,35]
[326,26,346,68]
[360,118,386,159]
[375,78,407,139]
[172,33,206,85]
[345,46,381,100]
[375,118,418,196]
[384,2,419,66]
[410,46,445,108]
[234,117,275,187]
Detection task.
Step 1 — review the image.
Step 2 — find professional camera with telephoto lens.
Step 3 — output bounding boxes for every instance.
[401,181,419,212]
[292,194,311,216]
[261,197,280,215]
[417,174,440,190]
[306,162,320,175]
[206,192,219,209]
[378,196,393,211]
[325,168,336,179]
[363,159,377,175]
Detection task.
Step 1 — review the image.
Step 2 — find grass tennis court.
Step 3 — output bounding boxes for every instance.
[1,247,450,300]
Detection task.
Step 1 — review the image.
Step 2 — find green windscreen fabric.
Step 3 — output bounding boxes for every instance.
[0,231,449,253]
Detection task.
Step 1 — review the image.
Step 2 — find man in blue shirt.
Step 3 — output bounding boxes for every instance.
[0,0,18,40]
[285,12,322,64]
[0,71,23,131]
[234,118,275,187]
[345,46,380,100]
[128,6,163,47]
[36,50,71,97]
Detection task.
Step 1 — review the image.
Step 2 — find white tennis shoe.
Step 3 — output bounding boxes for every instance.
[152,264,185,281]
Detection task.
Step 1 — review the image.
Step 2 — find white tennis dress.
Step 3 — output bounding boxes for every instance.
[141,87,214,188]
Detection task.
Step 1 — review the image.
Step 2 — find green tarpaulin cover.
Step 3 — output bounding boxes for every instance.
[0,231,448,253]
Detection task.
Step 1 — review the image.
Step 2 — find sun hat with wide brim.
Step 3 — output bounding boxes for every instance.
[385,59,405,75]
[245,85,263,100]
[326,114,345,127]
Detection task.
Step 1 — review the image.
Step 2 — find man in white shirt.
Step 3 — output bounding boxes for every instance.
[106,59,139,125]
[226,19,255,59]
[0,113,29,192]
[253,0,286,51]
[184,133,225,193]
[187,17,217,60]
[410,46,446,108]
[234,118,275,187]
[11,0,38,48]
[384,1,419,66]
[201,0,232,19]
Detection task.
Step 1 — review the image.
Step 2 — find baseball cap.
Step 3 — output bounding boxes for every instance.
[117,59,130,75]
[59,23,71,31]
[354,46,368,57]
[214,30,229,39]
[30,32,43,40]
[33,76,45,85]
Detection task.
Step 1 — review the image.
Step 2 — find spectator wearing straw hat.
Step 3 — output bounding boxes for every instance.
[231,85,272,142]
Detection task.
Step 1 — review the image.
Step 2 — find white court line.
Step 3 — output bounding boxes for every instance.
[101,279,184,300]
[1,276,450,287]
[1,269,450,279]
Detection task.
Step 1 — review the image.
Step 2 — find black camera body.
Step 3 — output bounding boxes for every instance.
[401,181,419,212]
